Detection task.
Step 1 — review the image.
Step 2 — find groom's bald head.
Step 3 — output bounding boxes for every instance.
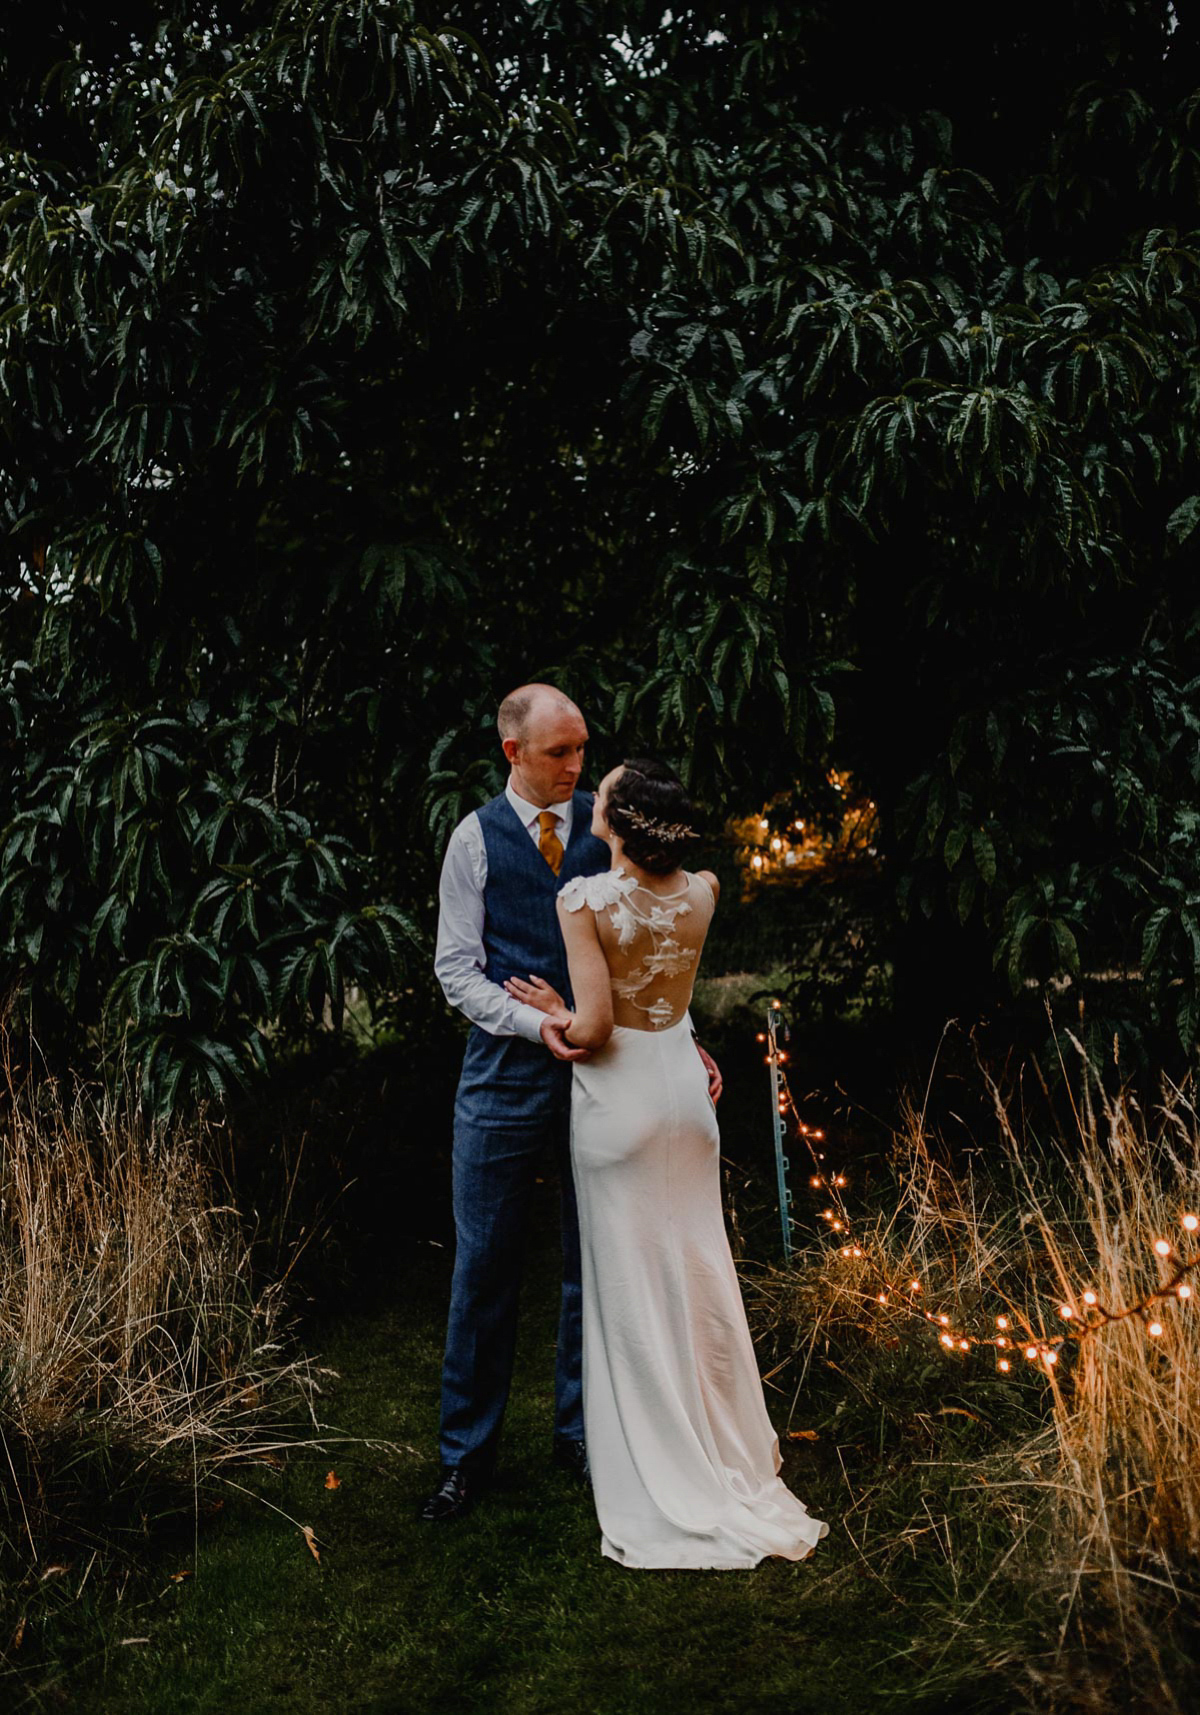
[497,683,582,745]
[498,683,588,807]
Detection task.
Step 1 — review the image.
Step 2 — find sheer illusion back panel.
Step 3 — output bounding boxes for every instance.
[592,871,715,1032]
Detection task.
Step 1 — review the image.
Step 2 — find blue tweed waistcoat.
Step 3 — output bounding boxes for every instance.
[455,789,611,1123]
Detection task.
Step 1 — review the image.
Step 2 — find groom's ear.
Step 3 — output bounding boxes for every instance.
[501,737,520,764]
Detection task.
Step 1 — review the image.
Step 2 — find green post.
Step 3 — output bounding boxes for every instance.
[767,1003,794,1263]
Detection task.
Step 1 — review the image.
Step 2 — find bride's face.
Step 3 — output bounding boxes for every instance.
[593,766,624,840]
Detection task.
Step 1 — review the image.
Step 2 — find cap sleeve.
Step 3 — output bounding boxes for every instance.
[558,875,591,913]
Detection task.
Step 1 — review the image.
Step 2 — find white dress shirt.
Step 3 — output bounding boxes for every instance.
[435,780,578,1043]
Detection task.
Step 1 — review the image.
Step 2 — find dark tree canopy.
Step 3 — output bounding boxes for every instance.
[1,1,1198,1106]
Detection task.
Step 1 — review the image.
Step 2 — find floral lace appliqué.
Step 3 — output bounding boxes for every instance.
[570,867,698,1029]
[559,870,639,914]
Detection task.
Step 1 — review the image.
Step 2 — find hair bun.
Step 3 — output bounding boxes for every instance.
[606,759,701,876]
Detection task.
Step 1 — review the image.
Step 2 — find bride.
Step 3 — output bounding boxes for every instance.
[505,758,828,1571]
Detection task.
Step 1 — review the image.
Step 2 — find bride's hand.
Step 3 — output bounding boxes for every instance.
[504,974,566,1015]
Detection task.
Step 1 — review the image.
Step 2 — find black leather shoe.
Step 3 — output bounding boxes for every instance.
[419,1465,478,1523]
[552,1438,590,1483]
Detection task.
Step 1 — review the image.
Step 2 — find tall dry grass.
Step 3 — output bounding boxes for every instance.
[0,1045,314,1586]
[742,1030,1200,1709]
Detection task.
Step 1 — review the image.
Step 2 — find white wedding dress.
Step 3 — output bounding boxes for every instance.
[560,866,828,1570]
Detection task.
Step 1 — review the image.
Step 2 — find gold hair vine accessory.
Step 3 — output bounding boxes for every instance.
[618,805,699,842]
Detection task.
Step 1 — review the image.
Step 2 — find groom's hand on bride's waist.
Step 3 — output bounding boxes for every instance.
[694,1039,723,1103]
[540,1014,592,1062]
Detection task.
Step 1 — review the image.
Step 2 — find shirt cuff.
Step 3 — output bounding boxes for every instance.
[514,1003,550,1044]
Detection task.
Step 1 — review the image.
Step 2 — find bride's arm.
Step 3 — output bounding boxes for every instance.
[556,900,614,1051]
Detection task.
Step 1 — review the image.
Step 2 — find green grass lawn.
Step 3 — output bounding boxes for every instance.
[3,1021,1073,1715]
[17,1175,1018,1715]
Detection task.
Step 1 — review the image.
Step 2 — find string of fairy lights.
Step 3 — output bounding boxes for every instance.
[759,1001,1200,1375]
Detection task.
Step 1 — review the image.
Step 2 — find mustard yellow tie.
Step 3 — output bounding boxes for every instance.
[537,810,564,875]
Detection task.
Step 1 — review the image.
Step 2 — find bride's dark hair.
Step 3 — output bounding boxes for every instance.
[604,758,701,876]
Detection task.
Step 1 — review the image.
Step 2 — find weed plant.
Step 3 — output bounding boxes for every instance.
[740,1031,1200,1711]
[0,1041,313,1682]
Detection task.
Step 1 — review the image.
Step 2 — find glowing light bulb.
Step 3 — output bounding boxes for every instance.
[999,1359,1010,1372]
[1179,1284,1192,1300]
[756,1033,766,1043]
[996,1336,1007,1347]
[1025,1346,1038,1362]
[810,1176,822,1187]
[1044,1350,1058,1365]
[958,1340,969,1352]
[840,1247,852,1257]
[1184,1214,1199,1232]
[940,1334,954,1348]
[1060,1305,1073,1319]
[1154,1240,1171,1257]
[831,1220,844,1231]
[909,1281,921,1292]
[752,855,764,870]
[771,837,782,853]
[835,1175,846,1187]
[813,1129,824,1141]
[1148,1321,1164,1338]
[759,819,769,831]
[996,1316,1009,1330]
[1083,1291,1097,1306]
[851,1247,862,1258]
[938,1315,950,1326]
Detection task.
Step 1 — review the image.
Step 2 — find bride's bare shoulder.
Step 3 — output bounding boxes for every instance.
[694,869,720,903]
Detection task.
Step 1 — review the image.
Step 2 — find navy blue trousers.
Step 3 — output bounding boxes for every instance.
[438,1096,584,1469]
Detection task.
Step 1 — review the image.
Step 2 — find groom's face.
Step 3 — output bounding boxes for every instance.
[507,705,589,807]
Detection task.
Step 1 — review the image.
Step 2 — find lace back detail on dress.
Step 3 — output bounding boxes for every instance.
[563,866,705,1030]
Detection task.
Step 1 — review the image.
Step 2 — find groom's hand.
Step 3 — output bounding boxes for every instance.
[541,1013,591,1062]
[695,1041,723,1103]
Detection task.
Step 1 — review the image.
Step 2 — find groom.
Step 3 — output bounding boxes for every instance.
[422,683,721,1522]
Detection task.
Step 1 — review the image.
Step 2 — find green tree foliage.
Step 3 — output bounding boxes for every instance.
[1,1,1198,1102]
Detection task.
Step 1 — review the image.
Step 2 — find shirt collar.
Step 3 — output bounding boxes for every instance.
[506,779,574,830]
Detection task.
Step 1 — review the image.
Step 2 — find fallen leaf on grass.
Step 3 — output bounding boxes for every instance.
[39,1564,70,1581]
[787,1430,820,1442]
[301,1525,321,1563]
[257,1451,285,1470]
[324,1471,341,1490]
[937,1406,982,1422]
[169,1570,193,1583]
[119,1638,151,1647]
[11,1616,25,1650]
